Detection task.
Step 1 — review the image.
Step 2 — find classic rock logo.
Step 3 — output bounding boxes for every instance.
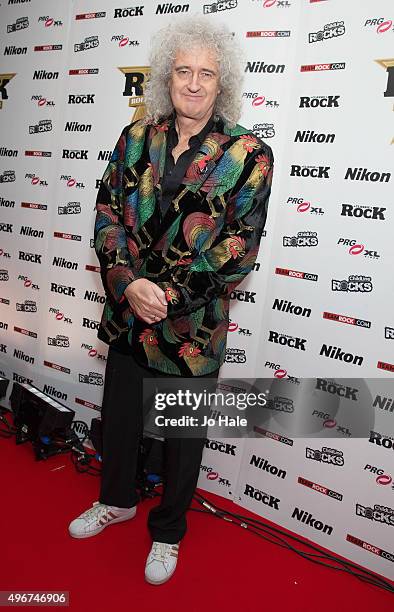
[290,165,330,178]
[331,275,372,293]
[244,484,280,509]
[369,430,394,451]
[119,66,150,121]
[356,503,394,527]
[0,73,16,110]
[205,439,236,455]
[268,331,306,351]
[316,378,358,400]
[341,203,386,220]
[299,95,340,108]
[323,311,371,329]
[229,289,256,303]
[283,231,318,247]
[309,21,345,43]
[337,238,380,259]
[298,476,343,501]
[305,446,345,466]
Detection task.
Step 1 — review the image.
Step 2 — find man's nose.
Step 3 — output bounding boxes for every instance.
[187,72,201,92]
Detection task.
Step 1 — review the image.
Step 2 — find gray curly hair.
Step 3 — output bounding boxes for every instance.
[144,16,244,128]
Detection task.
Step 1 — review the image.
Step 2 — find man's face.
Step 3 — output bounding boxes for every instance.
[169,47,220,123]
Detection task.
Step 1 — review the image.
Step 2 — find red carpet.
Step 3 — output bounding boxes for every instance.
[1,421,393,612]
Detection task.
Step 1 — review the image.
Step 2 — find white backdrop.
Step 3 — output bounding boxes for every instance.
[0,0,393,580]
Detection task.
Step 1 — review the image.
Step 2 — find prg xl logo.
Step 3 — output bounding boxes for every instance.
[337,238,380,259]
[119,66,150,122]
[0,73,16,110]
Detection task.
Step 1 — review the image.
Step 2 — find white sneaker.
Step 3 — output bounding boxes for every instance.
[68,501,136,539]
[145,541,180,585]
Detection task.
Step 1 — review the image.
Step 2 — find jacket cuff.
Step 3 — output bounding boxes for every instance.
[106,266,136,303]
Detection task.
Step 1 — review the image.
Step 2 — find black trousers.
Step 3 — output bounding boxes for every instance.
[98,345,218,544]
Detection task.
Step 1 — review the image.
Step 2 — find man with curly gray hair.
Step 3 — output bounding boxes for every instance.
[69,16,274,585]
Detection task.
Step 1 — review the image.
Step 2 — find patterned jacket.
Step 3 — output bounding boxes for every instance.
[94,115,274,376]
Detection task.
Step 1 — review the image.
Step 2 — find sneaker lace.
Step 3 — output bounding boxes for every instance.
[151,542,172,563]
[83,502,110,522]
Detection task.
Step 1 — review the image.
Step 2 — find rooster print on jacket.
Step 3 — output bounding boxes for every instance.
[94,115,274,376]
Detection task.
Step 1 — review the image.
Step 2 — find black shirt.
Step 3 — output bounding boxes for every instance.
[160,114,214,217]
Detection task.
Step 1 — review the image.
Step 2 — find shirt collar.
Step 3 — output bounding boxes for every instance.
[168,112,215,145]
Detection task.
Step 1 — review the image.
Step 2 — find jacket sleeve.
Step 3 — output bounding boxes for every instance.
[94,124,139,306]
[162,144,274,318]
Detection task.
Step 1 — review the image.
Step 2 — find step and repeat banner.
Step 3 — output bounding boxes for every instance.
[0,0,393,580]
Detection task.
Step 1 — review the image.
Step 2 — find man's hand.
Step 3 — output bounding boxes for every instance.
[124,279,167,325]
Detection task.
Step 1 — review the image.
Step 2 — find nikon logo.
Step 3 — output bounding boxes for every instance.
[33,69,59,79]
[344,167,391,183]
[245,61,285,74]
